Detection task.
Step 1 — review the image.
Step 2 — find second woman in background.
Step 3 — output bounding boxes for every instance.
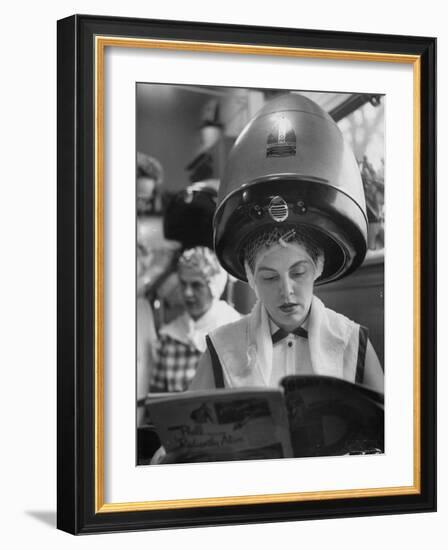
[150,246,240,392]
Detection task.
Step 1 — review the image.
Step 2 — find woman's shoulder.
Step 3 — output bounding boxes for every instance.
[312,296,359,342]
[158,312,191,345]
[208,312,250,340]
[325,304,358,328]
[213,300,242,323]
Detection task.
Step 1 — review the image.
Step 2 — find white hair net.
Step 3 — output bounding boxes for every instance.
[178,246,228,299]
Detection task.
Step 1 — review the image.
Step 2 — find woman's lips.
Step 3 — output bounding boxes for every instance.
[279,303,300,314]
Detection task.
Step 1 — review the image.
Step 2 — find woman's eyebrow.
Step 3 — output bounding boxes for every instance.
[257,259,309,273]
[290,260,310,269]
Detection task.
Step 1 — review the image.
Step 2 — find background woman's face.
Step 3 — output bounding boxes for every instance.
[178,266,213,320]
[254,243,315,331]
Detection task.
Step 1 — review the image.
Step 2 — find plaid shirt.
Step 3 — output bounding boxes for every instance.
[150,334,203,392]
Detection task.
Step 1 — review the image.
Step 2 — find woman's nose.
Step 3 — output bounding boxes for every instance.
[183,284,194,298]
[279,276,293,299]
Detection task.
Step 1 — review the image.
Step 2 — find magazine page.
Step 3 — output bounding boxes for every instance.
[280,375,384,457]
[147,388,293,463]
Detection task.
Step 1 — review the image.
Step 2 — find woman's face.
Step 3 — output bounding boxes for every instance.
[178,266,213,321]
[253,243,316,331]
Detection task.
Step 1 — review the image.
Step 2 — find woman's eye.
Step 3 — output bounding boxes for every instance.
[262,275,278,282]
[291,270,306,278]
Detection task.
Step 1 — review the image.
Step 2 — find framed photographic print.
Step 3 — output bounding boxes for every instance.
[57,14,436,534]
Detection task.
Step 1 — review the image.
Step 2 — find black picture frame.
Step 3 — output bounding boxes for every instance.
[57,14,436,534]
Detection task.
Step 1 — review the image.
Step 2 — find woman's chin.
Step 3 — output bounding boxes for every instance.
[271,306,306,330]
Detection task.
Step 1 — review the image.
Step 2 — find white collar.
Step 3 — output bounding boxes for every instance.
[160,299,240,352]
[267,309,311,336]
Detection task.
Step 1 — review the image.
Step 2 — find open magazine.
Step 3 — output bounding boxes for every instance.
[145,375,384,464]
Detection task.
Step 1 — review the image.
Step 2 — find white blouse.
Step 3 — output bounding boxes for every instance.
[269,318,314,386]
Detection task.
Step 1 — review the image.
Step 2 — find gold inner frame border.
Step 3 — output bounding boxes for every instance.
[94,35,421,513]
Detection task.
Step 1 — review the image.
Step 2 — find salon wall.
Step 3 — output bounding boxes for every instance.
[1,2,444,550]
[137,84,207,192]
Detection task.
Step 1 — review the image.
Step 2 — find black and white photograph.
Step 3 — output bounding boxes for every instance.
[135,84,386,466]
